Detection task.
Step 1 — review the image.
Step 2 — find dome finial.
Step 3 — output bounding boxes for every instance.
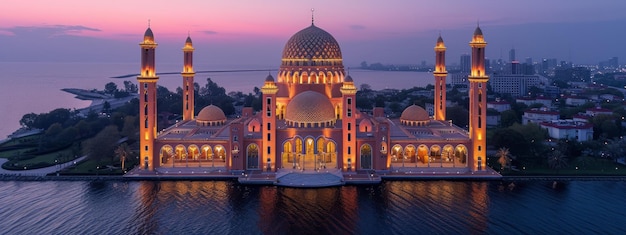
[148,19,151,28]
[311,8,315,25]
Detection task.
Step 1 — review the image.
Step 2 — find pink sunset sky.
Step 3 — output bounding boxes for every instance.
[2,0,625,66]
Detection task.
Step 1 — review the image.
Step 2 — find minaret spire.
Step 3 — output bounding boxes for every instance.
[468,26,488,172]
[434,34,447,121]
[182,33,195,121]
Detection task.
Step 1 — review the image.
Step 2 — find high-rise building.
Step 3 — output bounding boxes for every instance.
[460,54,471,73]
[509,48,515,62]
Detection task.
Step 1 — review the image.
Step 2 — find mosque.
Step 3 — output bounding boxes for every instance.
[132,17,491,184]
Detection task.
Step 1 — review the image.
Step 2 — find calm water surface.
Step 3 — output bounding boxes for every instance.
[0,180,624,234]
[0,62,434,138]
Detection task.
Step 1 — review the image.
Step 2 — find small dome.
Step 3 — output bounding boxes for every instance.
[345,75,353,82]
[196,105,226,122]
[185,36,192,44]
[144,28,154,42]
[285,91,335,126]
[265,74,275,82]
[400,105,429,122]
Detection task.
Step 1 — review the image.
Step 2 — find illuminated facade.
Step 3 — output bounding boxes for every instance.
[136,22,489,176]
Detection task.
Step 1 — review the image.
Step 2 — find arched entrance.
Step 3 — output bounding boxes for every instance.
[360,144,372,169]
[282,141,294,169]
[213,145,226,167]
[246,144,259,169]
[405,145,416,167]
[304,137,315,170]
[455,145,468,167]
[325,141,337,169]
[417,145,429,166]
[160,145,173,166]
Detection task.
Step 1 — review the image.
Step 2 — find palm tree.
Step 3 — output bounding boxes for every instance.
[548,149,569,174]
[496,147,514,171]
[114,143,129,172]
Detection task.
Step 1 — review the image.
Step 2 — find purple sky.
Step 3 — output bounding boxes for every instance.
[1,0,625,67]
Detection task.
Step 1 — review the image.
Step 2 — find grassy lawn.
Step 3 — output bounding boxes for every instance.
[0,147,38,158]
[18,148,76,165]
[501,157,626,176]
[0,134,41,148]
[61,158,126,175]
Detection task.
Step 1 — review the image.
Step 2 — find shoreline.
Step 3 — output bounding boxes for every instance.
[2,174,626,183]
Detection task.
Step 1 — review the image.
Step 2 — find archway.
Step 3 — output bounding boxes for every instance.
[389,144,404,167]
[246,144,259,169]
[405,145,416,167]
[360,144,372,169]
[213,145,226,167]
[282,141,294,169]
[455,145,468,167]
[304,137,315,170]
[417,145,429,166]
[160,145,173,166]
[326,141,337,169]
[442,145,454,167]
[430,145,442,167]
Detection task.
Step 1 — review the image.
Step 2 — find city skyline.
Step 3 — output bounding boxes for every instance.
[1,1,625,66]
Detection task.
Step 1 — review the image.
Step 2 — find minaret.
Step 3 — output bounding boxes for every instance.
[434,35,447,121]
[261,74,278,171]
[340,75,357,171]
[182,35,195,121]
[468,26,488,171]
[137,26,159,171]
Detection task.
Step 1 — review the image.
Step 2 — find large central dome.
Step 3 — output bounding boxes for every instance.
[281,24,342,61]
[278,23,345,84]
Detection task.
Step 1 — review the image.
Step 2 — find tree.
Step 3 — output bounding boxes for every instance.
[496,147,514,171]
[82,125,120,164]
[547,150,568,173]
[359,83,372,92]
[492,128,528,156]
[114,143,130,171]
[102,101,111,114]
[123,80,138,93]
[104,82,118,95]
[500,110,519,127]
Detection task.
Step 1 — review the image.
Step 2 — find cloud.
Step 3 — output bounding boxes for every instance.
[0,25,100,37]
[349,25,366,30]
[200,30,218,35]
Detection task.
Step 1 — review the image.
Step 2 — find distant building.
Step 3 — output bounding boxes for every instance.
[487,100,511,112]
[540,120,594,142]
[489,74,541,97]
[460,54,471,73]
[554,67,591,82]
[585,107,613,117]
[564,96,588,106]
[509,48,516,62]
[450,73,469,87]
[522,108,559,125]
[515,97,552,108]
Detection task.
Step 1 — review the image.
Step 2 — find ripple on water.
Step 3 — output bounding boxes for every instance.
[1,180,625,234]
